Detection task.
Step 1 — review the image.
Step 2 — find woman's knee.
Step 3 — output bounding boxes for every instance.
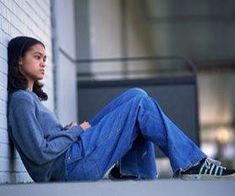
[127,87,148,98]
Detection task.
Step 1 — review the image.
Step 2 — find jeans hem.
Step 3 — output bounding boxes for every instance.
[173,154,207,176]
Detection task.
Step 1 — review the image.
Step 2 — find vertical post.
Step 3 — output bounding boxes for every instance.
[50,0,59,117]
[120,0,128,77]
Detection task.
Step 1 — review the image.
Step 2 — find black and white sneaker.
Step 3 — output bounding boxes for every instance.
[179,158,235,180]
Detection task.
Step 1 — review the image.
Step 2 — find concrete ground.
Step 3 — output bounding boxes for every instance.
[0,179,235,196]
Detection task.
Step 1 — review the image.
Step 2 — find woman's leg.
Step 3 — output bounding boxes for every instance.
[89,88,148,126]
[137,95,206,172]
[65,88,206,181]
[89,88,155,178]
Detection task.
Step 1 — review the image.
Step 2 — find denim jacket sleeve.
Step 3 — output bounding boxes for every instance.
[8,98,83,165]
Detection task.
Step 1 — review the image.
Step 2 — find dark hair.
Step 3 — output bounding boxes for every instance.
[7,36,48,101]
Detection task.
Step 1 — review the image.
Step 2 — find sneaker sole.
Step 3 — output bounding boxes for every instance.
[181,173,235,180]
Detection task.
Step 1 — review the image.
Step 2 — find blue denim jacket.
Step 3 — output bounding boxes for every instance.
[7,90,84,182]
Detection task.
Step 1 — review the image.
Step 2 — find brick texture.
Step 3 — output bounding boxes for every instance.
[0,0,53,183]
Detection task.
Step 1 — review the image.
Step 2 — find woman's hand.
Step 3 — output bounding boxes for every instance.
[80,121,91,131]
[64,121,78,130]
[64,121,91,131]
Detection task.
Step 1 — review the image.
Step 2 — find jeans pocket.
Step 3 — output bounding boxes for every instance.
[67,141,83,164]
[66,158,86,181]
[66,158,102,181]
[83,159,102,181]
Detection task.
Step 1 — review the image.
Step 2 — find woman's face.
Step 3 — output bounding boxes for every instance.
[19,43,46,82]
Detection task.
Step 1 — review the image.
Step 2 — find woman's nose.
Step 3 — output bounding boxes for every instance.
[41,61,46,67]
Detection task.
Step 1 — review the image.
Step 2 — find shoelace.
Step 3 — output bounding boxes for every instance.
[199,158,226,176]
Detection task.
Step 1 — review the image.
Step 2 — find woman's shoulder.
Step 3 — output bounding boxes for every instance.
[9,90,37,105]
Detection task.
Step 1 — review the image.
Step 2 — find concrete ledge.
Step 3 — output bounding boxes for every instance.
[1,179,235,196]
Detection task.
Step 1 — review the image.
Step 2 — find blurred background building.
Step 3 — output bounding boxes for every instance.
[0,0,235,183]
[75,0,235,178]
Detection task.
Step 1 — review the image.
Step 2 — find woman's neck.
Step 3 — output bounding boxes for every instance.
[27,80,34,92]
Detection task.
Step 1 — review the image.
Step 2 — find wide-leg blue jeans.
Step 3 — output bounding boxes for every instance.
[65,88,206,181]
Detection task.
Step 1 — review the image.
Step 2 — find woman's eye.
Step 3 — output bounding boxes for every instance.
[35,56,40,59]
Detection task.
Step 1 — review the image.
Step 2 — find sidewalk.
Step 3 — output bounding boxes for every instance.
[1,179,235,196]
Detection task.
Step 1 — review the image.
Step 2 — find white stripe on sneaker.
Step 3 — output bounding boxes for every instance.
[214,165,219,176]
[219,166,223,176]
[199,164,205,175]
[209,164,215,175]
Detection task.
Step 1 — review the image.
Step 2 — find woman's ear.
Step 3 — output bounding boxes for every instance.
[18,58,24,74]
[18,58,23,66]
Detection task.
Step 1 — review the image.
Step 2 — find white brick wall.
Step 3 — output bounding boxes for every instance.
[0,0,53,183]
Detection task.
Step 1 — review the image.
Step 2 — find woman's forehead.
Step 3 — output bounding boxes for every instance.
[29,44,46,55]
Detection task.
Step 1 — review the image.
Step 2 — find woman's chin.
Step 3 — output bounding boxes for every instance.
[37,76,44,80]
